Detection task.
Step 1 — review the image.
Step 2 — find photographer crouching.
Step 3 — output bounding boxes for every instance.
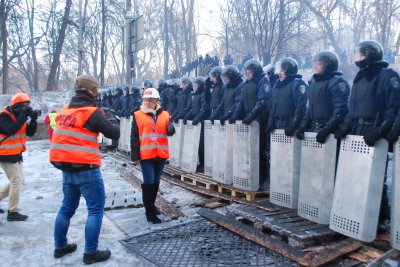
[0,93,38,221]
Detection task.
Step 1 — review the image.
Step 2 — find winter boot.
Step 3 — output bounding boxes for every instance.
[7,211,28,221]
[54,243,77,258]
[141,184,161,224]
[152,183,161,215]
[83,249,111,264]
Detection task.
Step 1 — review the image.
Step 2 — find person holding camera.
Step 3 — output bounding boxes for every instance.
[0,93,38,221]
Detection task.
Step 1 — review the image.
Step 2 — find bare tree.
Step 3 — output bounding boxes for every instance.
[45,0,72,91]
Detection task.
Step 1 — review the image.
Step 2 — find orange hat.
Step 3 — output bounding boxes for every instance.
[11,93,31,106]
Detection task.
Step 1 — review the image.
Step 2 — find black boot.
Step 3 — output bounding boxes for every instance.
[152,183,161,215]
[7,211,28,221]
[141,184,161,224]
[83,249,111,264]
[54,243,77,258]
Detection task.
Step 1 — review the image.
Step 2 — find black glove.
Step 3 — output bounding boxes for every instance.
[220,119,225,126]
[265,125,274,134]
[284,126,296,137]
[363,128,381,147]
[23,107,33,117]
[295,128,306,140]
[205,77,212,89]
[316,128,331,144]
[221,112,232,121]
[173,115,181,123]
[30,110,39,122]
[228,116,236,124]
[131,152,140,162]
[183,118,188,125]
[210,118,215,125]
[192,117,200,125]
[242,114,253,125]
[334,127,350,140]
[387,126,400,143]
[167,122,175,136]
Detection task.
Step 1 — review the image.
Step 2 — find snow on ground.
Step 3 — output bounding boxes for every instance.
[0,140,207,267]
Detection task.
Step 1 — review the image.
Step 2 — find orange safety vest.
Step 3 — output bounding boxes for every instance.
[49,106,101,166]
[135,110,170,160]
[0,109,27,155]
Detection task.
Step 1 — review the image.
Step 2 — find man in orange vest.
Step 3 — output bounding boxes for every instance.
[50,74,120,264]
[0,93,38,221]
[131,88,175,224]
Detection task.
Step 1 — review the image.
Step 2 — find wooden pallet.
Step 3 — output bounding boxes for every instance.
[164,163,269,201]
[198,208,364,267]
[223,203,337,249]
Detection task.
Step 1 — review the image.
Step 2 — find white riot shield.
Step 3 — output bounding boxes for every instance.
[391,140,400,249]
[233,121,260,191]
[204,120,214,176]
[297,133,337,224]
[180,121,201,173]
[270,129,301,209]
[118,117,131,152]
[329,135,388,242]
[212,121,234,184]
[168,121,185,167]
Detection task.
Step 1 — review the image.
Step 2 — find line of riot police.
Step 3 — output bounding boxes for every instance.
[153,40,400,232]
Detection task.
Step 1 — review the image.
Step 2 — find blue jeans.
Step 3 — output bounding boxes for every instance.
[54,168,105,253]
[140,159,166,184]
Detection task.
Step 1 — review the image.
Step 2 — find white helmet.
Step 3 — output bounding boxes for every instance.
[142,88,160,100]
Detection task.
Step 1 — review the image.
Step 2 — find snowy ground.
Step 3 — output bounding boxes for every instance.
[0,140,206,267]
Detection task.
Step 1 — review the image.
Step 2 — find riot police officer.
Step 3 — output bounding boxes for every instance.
[183,77,206,172]
[267,57,308,136]
[165,79,179,115]
[171,77,193,123]
[233,59,265,122]
[128,85,142,114]
[193,67,224,125]
[334,40,400,227]
[209,65,243,125]
[295,51,350,143]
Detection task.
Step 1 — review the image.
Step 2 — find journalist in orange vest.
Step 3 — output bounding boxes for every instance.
[0,93,37,221]
[131,88,175,224]
[50,74,120,264]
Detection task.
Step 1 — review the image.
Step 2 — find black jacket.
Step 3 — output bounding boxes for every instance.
[0,107,37,163]
[130,109,175,161]
[51,91,120,172]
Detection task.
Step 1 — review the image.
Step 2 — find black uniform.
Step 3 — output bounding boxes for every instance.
[171,86,192,122]
[268,75,308,132]
[336,62,400,224]
[299,72,350,141]
[210,77,243,124]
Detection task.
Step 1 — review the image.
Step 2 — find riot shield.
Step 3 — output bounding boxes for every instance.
[168,120,185,168]
[329,135,388,242]
[270,129,302,208]
[391,139,400,249]
[118,117,132,152]
[212,121,234,184]
[180,121,201,173]
[204,120,214,176]
[297,132,337,224]
[232,121,260,191]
